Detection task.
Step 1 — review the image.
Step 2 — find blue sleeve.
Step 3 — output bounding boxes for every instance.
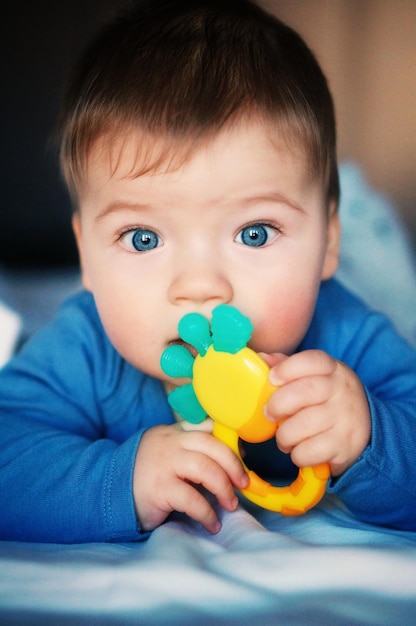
[0,292,173,543]
[327,313,416,530]
[308,281,416,530]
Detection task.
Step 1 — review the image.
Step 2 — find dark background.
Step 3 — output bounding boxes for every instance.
[1,0,124,267]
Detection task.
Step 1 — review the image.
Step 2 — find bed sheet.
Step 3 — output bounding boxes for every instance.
[1,495,416,625]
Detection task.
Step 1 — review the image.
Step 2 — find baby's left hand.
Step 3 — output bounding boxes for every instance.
[263,350,371,477]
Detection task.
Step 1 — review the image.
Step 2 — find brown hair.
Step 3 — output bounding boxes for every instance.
[59,0,339,208]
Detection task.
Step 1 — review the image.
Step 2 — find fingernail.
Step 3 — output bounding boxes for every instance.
[269,370,283,386]
[229,495,239,510]
[212,521,222,534]
[240,474,250,488]
[263,405,277,423]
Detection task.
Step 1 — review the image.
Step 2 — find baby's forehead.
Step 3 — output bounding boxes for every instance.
[77,120,327,220]
[86,119,312,183]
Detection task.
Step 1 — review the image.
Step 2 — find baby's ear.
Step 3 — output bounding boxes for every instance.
[322,203,341,280]
[72,213,92,292]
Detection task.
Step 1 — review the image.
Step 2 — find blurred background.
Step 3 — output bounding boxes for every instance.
[261,0,416,247]
[1,0,415,270]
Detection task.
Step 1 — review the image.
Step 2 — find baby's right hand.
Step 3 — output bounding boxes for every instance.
[133,424,249,534]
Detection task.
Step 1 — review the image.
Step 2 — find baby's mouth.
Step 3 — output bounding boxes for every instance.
[169,339,198,359]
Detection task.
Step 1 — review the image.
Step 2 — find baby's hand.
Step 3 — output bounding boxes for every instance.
[264,350,371,477]
[133,424,249,534]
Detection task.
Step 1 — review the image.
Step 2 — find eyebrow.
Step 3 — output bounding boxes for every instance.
[94,190,305,223]
[235,192,305,213]
[94,201,153,223]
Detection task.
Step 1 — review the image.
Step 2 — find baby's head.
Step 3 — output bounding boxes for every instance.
[60,0,341,379]
[59,0,339,211]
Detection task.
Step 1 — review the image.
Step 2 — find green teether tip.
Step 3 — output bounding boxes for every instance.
[178,313,211,356]
[160,344,194,378]
[211,304,253,353]
[168,385,207,424]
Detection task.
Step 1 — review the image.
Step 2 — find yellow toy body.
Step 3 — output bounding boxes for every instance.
[193,346,276,442]
[160,304,330,515]
[194,346,329,515]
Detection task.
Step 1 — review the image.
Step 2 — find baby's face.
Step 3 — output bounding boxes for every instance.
[73,121,339,383]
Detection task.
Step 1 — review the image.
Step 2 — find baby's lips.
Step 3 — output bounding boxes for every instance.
[169,338,198,358]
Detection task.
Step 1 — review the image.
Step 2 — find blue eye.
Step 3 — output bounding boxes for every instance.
[236,223,276,247]
[122,228,161,252]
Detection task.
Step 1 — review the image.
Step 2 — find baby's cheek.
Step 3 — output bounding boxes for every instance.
[100,312,161,376]
[251,292,316,354]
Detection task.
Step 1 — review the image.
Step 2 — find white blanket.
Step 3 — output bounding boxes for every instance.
[1,496,415,625]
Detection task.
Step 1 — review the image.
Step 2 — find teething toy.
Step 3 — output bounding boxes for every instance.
[160,304,329,515]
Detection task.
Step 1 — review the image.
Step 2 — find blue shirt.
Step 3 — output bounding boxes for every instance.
[0,278,415,542]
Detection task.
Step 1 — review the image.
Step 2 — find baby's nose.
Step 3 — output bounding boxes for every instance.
[167,261,233,307]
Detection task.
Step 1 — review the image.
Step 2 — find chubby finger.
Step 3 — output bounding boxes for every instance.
[180,430,249,490]
[274,405,331,453]
[258,352,288,369]
[168,479,224,534]
[266,374,333,421]
[269,350,337,386]
[287,431,334,469]
[175,448,240,512]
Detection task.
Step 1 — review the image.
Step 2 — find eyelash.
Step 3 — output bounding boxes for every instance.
[116,220,282,253]
[234,222,282,248]
[117,227,162,253]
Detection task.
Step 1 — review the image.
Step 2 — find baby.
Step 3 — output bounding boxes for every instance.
[0,0,415,542]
